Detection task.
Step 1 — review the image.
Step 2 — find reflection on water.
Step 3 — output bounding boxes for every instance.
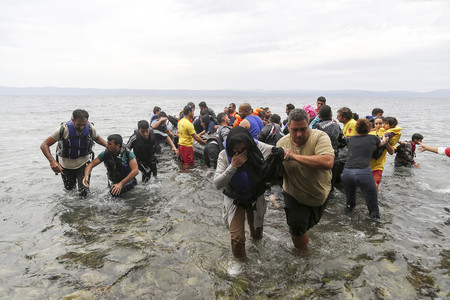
[0,96,449,298]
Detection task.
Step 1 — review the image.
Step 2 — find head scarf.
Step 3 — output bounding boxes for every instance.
[225,126,264,170]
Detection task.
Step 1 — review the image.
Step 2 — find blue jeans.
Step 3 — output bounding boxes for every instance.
[341,168,379,217]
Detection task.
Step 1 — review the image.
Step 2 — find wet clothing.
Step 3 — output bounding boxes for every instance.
[276,130,334,207]
[283,191,329,236]
[341,134,381,217]
[50,121,99,194]
[98,147,136,183]
[126,130,158,181]
[178,118,195,147]
[394,141,417,167]
[257,123,284,146]
[51,121,99,169]
[214,127,279,258]
[341,168,379,217]
[61,163,89,196]
[345,135,380,169]
[245,115,264,139]
[179,145,194,165]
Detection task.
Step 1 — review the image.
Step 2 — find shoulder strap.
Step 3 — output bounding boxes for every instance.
[59,122,66,139]
[264,124,275,143]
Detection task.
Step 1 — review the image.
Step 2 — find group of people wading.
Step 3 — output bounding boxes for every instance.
[41,99,449,259]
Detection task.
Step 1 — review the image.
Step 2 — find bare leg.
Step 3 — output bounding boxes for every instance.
[291,232,309,250]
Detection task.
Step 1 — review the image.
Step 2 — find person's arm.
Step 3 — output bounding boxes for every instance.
[418,143,439,154]
[165,136,178,155]
[40,136,63,173]
[151,117,168,129]
[83,157,101,187]
[192,133,207,145]
[284,151,334,170]
[166,128,176,138]
[239,119,250,130]
[385,141,395,155]
[95,135,107,147]
[110,158,139,195]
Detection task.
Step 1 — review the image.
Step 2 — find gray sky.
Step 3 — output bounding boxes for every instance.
[1,0,449,91]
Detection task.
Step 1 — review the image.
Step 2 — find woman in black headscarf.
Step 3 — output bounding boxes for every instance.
[214,126,282,259]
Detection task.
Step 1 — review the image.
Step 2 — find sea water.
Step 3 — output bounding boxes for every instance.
[0,95,448,299]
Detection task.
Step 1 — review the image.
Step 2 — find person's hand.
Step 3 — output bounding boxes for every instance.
[50,160,63,173]
[417,142,426,152]
[283,148,291,161]
[82,176,90,188]
[413,162,420,168]
[110,182,124,196]
[172,147,179,155]
[231,150,247,168]
[380,135,389,146]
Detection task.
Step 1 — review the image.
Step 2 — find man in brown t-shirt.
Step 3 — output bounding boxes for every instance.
[277,108,334,251]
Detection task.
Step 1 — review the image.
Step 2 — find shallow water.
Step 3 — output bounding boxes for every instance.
[0,95,449,299]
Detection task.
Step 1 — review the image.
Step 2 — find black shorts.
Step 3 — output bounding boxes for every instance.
[282,191,329,237]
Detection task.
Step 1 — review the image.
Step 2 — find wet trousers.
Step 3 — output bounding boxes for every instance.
[61,163,89,197]
[341,167,380,217]
[230,205,263,258]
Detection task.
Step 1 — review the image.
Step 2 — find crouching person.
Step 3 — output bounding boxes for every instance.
[83,134,139,196]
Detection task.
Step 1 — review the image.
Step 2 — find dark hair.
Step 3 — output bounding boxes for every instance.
[353,112,359,120]
[337,107,353,120]
[286,103,295,110]
[355,119,370,135]
[258,110,265,119]
[374,116,385,122]
[107,134,123,147]
[372,108,384,116]
[288,108,309,124]
[159,111,167,118]
[183,105,193,116]
[229,103,236,109]
[72,109,89,120]
[270,114,281,124]
[199,109,208,116]
[384,117,398,127]
[317,96,326,103]
[412,133,423,141]
[217,112,227,124]
[318,105,332,119]
[199,101,207,108]
[153,106,161,114]
[200,114,210,126]
[187,102,195,108]
[138,120,149,130]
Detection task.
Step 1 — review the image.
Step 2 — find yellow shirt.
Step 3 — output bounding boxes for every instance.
[276,130,334,206]
[343,119,357,137]
[369,126,402,171]
[178,118,195,147]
